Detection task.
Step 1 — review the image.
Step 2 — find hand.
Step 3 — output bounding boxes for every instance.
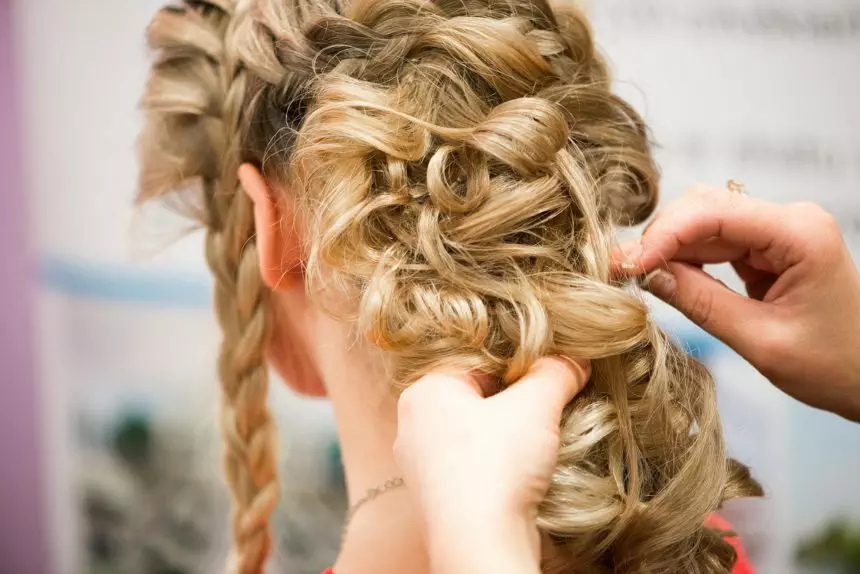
[616,185,860,421]
[394,358,591,574]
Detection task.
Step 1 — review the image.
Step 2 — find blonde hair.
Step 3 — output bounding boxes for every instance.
[138,0,762,572]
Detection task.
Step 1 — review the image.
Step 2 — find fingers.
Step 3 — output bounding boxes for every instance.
[396,373,482,430]
[731,259,777,301]
[494,357,591,423]
[401,358,590,419]
[620,239,747,268]
[400,371,486,406]
[614,185,799,276]
[673,240,748,266]
[647,262,769,351]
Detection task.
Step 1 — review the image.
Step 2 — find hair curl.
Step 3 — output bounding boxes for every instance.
[138,0,762,572]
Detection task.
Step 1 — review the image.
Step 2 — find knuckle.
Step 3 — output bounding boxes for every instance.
[786,201,843,257]
[787,201,834,228]
[646,203,703,245]
[650,186,719,231]
[686,288,715,328]
[792,200,827,217]
[817,210,842,240]
[534,356,573,379]
[397,372,453,418]
[752,320,799,374]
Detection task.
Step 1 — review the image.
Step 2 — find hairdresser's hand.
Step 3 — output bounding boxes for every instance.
[394,358,590,574]
[616,185,860,421]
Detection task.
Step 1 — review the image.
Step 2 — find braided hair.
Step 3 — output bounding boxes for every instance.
[138,0,762,572]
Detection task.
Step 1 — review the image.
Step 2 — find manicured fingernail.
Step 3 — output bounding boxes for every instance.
[642,269,676,300]
[619,240,643,272]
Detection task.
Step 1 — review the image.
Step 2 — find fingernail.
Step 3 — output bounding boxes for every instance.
[557,355,592,381]
[619,240,643,273]
[642,269,676,300]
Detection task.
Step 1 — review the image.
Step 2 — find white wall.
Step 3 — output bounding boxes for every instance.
[590,2,860,572]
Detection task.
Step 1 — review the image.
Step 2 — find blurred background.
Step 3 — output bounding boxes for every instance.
[1,0,859,573]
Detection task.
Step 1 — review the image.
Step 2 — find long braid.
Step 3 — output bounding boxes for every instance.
[208,196,279,573]
[139,2,279,572]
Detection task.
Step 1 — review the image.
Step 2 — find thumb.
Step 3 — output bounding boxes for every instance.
[495,357,591,424]
[646,262,768,352]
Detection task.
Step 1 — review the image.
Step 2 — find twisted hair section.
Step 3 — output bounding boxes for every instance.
[138,0,762,572]
[138,2,279,572]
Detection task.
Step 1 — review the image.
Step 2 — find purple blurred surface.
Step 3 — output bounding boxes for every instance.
[0,0,46,572]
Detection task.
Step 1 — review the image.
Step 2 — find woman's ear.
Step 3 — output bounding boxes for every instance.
[238,163,303,291]
[239,163,326,397]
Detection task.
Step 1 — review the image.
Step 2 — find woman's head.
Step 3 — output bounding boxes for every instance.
[138,0,761,572]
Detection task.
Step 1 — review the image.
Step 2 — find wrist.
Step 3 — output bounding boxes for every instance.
[426,505,541,574]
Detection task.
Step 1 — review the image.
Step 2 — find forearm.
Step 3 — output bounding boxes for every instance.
[426,508,542,574]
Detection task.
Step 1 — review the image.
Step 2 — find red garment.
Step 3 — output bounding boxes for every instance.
[706,514,756,574]
[323,516,755,574]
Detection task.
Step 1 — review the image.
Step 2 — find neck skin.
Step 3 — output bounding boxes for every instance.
[312,315,430,574]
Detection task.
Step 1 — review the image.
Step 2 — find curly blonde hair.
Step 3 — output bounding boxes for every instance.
[137,0,762,572]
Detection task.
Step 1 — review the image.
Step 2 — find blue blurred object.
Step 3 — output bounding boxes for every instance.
[327,440,346,489]
[40,255,212,308]
[671,325,723,363]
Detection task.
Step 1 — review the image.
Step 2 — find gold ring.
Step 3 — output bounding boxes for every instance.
[727,180,748,195]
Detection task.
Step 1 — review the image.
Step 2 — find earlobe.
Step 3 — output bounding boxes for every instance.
[238,163,304,291]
